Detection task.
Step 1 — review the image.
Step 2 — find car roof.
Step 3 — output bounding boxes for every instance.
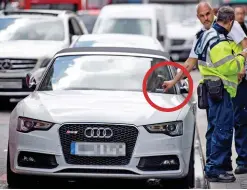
[1,9,73,17]
[99,4,159,18]
[0,14,63,21]
[72,34,164,51]
[56,47,170,59]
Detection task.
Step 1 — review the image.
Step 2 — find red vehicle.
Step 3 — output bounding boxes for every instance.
[18,0,111,11]
[83,0,111,10]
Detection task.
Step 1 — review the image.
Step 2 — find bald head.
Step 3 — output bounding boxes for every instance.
[196,1,215,29]
[235,6,245,23]
[196,1,213,14]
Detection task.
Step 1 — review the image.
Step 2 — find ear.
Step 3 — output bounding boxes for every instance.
[197,14,200,20]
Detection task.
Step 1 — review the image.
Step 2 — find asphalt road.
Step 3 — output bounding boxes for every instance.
[0,70,206,189]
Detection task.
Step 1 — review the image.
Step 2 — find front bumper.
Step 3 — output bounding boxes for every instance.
[9,123,193,179]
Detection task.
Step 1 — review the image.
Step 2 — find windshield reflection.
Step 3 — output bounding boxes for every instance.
[39,55,175,94]
[0,18,65,41]
[93,18,152,36]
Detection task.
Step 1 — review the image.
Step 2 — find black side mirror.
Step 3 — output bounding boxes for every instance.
[180,86,189,94]
[26,73,36,90]
[158,35,164,42]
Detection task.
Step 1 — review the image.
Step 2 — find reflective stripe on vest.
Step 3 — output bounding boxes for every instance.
[198,55,237,68]
[203,75,238,89]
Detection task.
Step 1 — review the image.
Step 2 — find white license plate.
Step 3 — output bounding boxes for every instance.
[0,80,22,89]
[70,142,126,157]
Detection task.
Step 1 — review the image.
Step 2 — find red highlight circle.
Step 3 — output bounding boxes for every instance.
[142,61,193,112]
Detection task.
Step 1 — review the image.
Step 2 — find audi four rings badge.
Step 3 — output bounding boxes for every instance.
[84,127,113,138]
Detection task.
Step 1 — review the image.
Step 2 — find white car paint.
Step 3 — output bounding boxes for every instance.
[7,49,196,188]
[0,41,66,58]
[70,34,165,51]
[92,4,166,41]
[165,19,202,61]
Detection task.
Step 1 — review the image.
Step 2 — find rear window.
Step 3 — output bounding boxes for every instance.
[78,14,98,33]
[93,18,152,36]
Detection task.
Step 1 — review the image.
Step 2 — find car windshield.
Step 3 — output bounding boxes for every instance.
[162,4,197,23]
[38,55,175,94]
[78,14,98,33]
[0,17,65,41]
[93,18,152,36]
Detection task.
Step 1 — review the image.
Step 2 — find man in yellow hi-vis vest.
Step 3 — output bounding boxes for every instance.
[163,6,247,182]
[194,6,247,182]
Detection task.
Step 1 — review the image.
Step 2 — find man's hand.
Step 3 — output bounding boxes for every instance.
[161,58,197,92]
[238,73,244,82]
[162,80,176,92]
[238,68,246,82]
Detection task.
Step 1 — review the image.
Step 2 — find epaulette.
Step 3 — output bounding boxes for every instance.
[196,29,204,39]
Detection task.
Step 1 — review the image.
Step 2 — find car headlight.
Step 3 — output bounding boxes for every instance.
[143,121,183,137]
[17,117,54,133]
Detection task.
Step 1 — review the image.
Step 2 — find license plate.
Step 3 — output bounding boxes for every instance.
[0,79,22,89]
[70,142,126,157]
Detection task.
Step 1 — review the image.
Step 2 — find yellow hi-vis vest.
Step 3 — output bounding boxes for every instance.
[195,28,245,98]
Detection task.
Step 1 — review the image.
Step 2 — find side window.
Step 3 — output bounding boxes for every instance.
[156,19,164,43]
[147,59,175,94]
[157,20,160,37]
[71,18,84,35]
[68,18,76,36]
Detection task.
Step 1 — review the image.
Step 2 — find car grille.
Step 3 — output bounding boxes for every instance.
[58,124,139,166]
[0,58,37,71]
[171,39,185,46]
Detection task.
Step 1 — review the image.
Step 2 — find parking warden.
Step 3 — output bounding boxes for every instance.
[193,6,247,182]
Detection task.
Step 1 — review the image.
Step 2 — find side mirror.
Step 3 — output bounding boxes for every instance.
[26,73,36,90]
[25,68,45,90]
[157,35,164,42]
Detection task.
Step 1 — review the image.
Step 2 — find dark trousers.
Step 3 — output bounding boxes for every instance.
[206,80,247,171]
[204,90,234,176]
[232,80,247,166]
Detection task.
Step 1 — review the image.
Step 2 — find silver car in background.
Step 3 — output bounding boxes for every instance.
[0,9,88,103]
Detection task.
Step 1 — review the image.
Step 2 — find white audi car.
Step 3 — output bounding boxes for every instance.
[7,47,196,188]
